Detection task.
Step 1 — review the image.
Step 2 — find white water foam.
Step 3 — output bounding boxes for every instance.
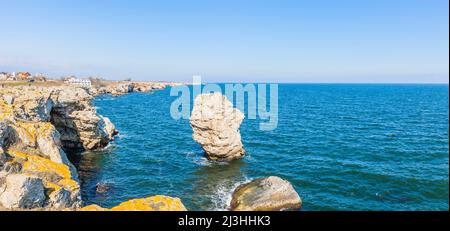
[208,177,252,211]
[186,151,212,166]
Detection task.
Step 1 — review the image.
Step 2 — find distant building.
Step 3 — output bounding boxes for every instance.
[17,72,31,80]
[64,77,92,87]
[0,72,7,81]
[0,72,17,81]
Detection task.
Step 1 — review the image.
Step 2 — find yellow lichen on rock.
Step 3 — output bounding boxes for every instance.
[7,148,78,192]
[78,196,187,211]
[23,154,72,179]
[58,178,80,191]
[78,204,107,211]
[7,149,29,159]
[0,98,13,120]
[111,195,187,211]
[43,180,62,193]
[12,121,55,146]
[13,122,38,145]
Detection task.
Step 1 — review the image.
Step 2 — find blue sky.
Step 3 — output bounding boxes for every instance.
[0,0,448,83]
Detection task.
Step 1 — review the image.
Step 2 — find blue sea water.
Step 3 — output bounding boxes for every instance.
[69,84,449,211]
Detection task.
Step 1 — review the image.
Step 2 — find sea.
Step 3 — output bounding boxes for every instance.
[68,84,449,211]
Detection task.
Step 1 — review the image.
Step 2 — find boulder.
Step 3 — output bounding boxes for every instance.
[0,121,15,163]
[98,115,118,140]
[11,91,53,122]
[189,93,245,161]
[0,121,11,148]
[0,174,46,209]
[2,95,14,105]
[230,176,302,211]
[95,182,114,194]
[48,187,73,209]
[110,83,134,96]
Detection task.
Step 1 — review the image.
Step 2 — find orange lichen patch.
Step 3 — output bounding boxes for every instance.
[14,121,55,143]
[78,196,187,211]
[7,149,29,159]
[8,148,80,193]
[0,99,13,120]
[78,204,107,211]
[35,122,55,135]
[22,153,72,179]
[58,178,80,191]
[43,180,63,195]
[44,180,62,191]
[111,196,187,211]
[14,122,38,144]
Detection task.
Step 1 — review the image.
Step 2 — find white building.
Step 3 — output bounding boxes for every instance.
[64,77,92,87]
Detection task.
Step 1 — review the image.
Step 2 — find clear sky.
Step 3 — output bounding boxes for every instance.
[0,0,448,83]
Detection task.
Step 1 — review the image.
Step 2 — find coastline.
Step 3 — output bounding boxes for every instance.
[0,80,187,211]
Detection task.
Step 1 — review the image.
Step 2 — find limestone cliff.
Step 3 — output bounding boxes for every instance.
[0,81,184,211]
[0,86,112,210]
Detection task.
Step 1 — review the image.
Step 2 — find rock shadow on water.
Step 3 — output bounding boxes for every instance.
[67,146,118,206]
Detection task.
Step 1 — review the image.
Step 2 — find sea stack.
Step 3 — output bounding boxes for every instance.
[189,92,245,161]
[230,176,302,211]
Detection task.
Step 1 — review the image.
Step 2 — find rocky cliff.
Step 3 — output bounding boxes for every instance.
[0,82,182,210]
[89,81,183,96]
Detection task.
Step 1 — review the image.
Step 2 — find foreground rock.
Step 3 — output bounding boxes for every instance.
[79,195,187,211]
[0,174,46,209]
[0,86,116,210]
[230,176,302,211]
[190,93,245,161]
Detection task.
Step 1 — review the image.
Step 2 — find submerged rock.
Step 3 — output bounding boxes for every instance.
[0,174,46,209]
[189,93,245,161]
[230,176,302,211]
[95,182,114,194]
[79,195,187,211]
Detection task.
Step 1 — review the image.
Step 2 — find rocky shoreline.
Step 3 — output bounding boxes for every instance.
[1,81,301,211]
[0,81,185,211]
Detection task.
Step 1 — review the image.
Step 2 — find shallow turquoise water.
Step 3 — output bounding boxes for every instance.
[69,84,449,211]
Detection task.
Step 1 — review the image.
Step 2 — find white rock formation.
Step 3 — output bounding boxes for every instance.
[189,93,245,161]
